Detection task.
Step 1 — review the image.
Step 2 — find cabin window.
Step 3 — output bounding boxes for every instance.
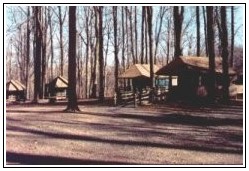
[172,76,178,86]
[156,79,169,88]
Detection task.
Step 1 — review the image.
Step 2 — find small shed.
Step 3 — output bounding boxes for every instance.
[119,64,160,91]
[156,56,236,101]
[231,74,243,100]
[45,76,68,100]
[6,80,26,101]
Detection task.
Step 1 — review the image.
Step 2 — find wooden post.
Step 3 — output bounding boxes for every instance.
[114,92,117,106]
[134,90,137,108]
[149,88,152,104]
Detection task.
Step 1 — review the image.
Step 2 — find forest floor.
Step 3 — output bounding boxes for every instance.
[5,100,244,166]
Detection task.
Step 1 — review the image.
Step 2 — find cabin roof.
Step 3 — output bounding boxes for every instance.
[119,64,160,79]
[48,76,68,88]
[6,80,26,91]
[156,56,236,75]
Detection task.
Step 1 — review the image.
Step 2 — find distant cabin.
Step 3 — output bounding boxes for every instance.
[119,64,161,92]
[231,74,243,100]
[45,76,68,101]
[156,56,236,101]
[6,80,26,101]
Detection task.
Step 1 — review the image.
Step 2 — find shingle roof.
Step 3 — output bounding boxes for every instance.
[6,80,26,91]
[119,64,160,78]
[49,76,68,88]
[156,56,236,75]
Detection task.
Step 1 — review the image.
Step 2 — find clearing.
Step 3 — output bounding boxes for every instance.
[5,101,243,165]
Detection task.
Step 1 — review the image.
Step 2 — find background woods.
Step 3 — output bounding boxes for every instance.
[6,6,243,104]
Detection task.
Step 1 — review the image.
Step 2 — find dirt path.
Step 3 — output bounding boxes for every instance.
[5,103,244,165]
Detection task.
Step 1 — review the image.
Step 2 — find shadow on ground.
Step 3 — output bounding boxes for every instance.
[6,151,135,165]
[6,102,243,165]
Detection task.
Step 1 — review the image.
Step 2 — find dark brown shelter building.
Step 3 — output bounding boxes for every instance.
[45,76,68,101]
[156,56,236,102]
[6,80,26,101]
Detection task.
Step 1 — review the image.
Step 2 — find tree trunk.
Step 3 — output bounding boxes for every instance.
[134,7,138,64]
[65,6,80,112]
[215,7,222,56]
[206,6,216,102]
[91,44,97,98]
[145,8,148,64]
[25,6,30,100]
[41,7,47,99]
[129,7,135,64]
[121,7,126,70]
[113,6,119,95]
[166,19,171,64]
[147,7,154,102]
[33,6,42,103]
[173,6,184,58]
[141,6,145,64]
[220,6,229,102]
[91,8,99,99]
[96,7,104,102]
[48,7,54,81]
[104,22,110,97]
[196,6,200,56]
[154,7,165,64]
[85,7,90,98]
[202,6,208,56]
[125,7,130,67]
[58,6,64,76]
[230,6,234,67]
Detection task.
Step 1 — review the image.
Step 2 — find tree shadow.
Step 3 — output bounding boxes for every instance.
[79,110,242,127]
[6,151,135,165]
[7,125,243,154]
[6,109,67,115]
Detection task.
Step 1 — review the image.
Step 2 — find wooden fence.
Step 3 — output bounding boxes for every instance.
[115,88,168,107]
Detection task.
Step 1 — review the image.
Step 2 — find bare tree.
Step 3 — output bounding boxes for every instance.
[173,6,184,57]
[91,7,98,98]
[94,7,104,102]
[84,7,92,98]
[206,6,215,102]
[147,7,154,102]
[128,7,135,64]
[145,7,148,64]
[202,6,208,56]
[230,6,234,67]
[154,7,166,63]
[121,7,126,70]
[215,7,222,56]
[134,7,138,63]
[41,7,48,99]
[125,7,130,67]
[33,6,42,103]
[113,6,119,95]
[220,6,229,102]
[58,6,66,76]
[25,6,30,99]
[65,6,80,112]
[166,14,172,64]
[141,6,145,64]
[196,6,200,56]
[48,7,54,80]
[103,9,111,97]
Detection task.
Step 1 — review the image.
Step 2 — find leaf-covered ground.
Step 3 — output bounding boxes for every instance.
[5,102,244,166]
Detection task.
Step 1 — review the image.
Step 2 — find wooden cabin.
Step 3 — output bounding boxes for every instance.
[231,74,243,100]
[45,76,68,101]
[119,64,160,92]
[156,56,236,102]
[118,64,168,104]
[6,80,26,101]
